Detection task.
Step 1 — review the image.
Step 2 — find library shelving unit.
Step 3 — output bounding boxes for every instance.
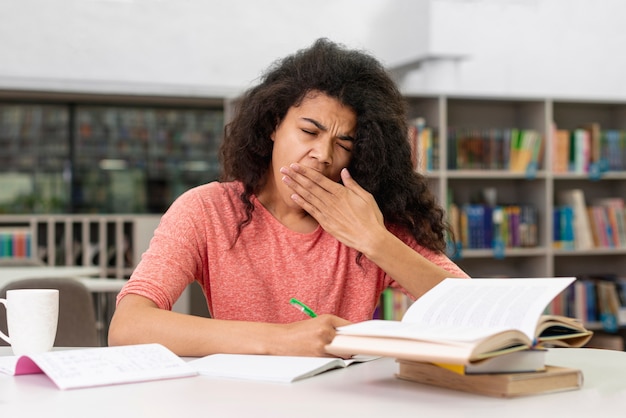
[406,95,626,280]
[0,214,161,279]
[399,95,626,345]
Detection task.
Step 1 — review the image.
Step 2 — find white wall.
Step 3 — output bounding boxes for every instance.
[1,0,625,100]
[397,0,626,100]
[0,0,422,98]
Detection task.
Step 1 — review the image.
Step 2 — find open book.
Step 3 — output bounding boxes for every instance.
[188,353,377,383]
[326,277,592,364]
[0,344,197,390]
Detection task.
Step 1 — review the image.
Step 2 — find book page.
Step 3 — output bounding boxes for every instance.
[334,319,505,342]
[26,344,197,390]
[402,278,575,341]
[188,354,376,383]
[0,356,20,375]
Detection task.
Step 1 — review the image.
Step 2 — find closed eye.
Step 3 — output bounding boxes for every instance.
[337,142,352,152]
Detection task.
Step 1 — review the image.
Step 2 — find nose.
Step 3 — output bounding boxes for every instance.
[311,136,333,166]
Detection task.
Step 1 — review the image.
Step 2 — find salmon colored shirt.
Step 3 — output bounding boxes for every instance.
[117,181,468,323]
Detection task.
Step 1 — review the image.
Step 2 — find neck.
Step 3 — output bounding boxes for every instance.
[256,184,319,234]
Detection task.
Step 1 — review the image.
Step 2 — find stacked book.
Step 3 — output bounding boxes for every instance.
[395,350,582,398]
[326,277,592,398]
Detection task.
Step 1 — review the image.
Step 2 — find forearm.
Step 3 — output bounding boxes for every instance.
[109,296,268,356]
[109,294,348,357]
[362,229,468,299]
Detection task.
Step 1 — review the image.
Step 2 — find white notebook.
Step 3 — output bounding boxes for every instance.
[188,353,378,383]
[0,344,197,390]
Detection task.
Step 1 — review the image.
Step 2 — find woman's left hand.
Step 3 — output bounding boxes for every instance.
[280,163,386,252]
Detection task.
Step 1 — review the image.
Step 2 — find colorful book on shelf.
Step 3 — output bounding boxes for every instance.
[552,127,571,173]
[396,360,583,398]
[379,288,412,320]
[558,189,594,250]
[408,118,437,172]
[604,129,626,171]
[572,128,591,173]
[583,122,602,167]
[508,129,542,174]
[0,227,32,258]
[593,197,626,247]
[553,205,575,250]
[0,344,197,390]
[455,203,538,250]
[325,278,592,365]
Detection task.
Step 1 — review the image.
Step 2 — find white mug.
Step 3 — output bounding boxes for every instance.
[0,289,59,356]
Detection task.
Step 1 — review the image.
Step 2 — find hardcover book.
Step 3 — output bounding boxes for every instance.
[325,278,592,364]
[396,360,583,398]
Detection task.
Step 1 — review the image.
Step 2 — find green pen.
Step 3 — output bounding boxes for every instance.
[289,298,317,318]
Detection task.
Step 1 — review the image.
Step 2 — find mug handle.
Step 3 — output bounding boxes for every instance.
[0,299,10,344]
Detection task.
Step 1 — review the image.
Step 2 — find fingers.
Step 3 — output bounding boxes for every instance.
[280,164,336,217]
[281,164,368,204]
[340,167,369,198]
[280,164,339,195]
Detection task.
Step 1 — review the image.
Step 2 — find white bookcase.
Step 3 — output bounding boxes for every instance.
[0,214,161,279]
[406,95,626,279]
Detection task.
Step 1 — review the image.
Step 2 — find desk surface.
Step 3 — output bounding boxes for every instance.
[0,266,101,281]
[0,266,124,293]
[1,347,625,417]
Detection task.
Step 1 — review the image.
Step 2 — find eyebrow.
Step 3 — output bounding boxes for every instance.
[301,117,355,142]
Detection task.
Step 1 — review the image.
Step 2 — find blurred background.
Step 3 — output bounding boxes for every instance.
[1,0,623,214]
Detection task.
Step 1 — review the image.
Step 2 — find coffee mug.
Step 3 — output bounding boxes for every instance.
[0,289,59,356]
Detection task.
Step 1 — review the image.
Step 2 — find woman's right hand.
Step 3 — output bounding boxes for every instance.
[266,314,351,357]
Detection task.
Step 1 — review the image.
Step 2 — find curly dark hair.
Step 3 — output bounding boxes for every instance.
[219,38,448,253]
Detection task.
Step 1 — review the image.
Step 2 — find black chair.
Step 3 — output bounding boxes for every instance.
[0,277,99,348]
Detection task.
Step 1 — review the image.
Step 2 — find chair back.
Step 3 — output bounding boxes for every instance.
[0,277,99,348]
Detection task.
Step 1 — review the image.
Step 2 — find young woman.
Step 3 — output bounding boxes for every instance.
[108,39,469,357]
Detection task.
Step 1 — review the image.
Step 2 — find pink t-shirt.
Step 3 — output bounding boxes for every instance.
[118,181,467,323]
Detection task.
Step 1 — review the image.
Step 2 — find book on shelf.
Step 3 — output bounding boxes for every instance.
[553,205,575,250]
[584,122,603,168]
[571,128,591,174]
[557,189,594,250]
[408,118,437,172]
[555,191,626,250]
[378,287,412,320]
[325,277,592,364]
[509,129,543,174]
[546,274,626,334]
[552,126,571,174]
[0,344,197,390]
[396,360,583,398]
[187,353,378,384]
[596,279,625,331]
[592,197,626,247]
[0,227,32,258]
[603,129,626,171]
[447,127,542,172]
[452,202,538,250]
[551,123,625,175]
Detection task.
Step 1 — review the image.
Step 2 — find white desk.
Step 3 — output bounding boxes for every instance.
[0,348,625,417]
[0,266,102,285]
